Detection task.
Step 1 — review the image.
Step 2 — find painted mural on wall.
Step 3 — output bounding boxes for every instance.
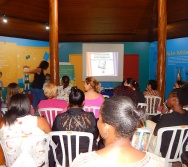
[149,37,188,99]
[0,37,50,89]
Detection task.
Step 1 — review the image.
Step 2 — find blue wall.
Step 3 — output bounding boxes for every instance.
[149,37,188,99]
[58,42,150,92]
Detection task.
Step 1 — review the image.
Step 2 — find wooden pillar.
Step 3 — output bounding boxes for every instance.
[157,0,167,102]
[49,0,59,85]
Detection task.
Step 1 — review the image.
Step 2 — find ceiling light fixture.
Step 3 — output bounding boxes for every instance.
[2,15,8,23]
[45,23,49,30]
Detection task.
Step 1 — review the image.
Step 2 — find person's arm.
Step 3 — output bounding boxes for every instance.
[87,113,99,140]
[28,68,41,74]
[153,114,167,136]
[100,94,105,102]
[37,116,51,133]
[52,114,63,144]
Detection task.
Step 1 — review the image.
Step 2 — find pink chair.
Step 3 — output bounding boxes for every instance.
[38,108,66,127]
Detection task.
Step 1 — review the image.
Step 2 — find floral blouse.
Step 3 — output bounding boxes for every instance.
[52,108,98,166]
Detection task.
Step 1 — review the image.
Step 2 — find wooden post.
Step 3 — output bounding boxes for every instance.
[157,0,167,102]
[49,0,59,85]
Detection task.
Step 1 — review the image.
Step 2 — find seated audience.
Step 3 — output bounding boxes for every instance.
[57,75,72,100]
[113,80,137,104]
[71,96,165,167]
[38,83,67,111]
[125,78,145,103]
[84,77,104,118]
[52,87,98,166]
[0,94,51,166]
[147,87,188,157]
[144,80,159,96]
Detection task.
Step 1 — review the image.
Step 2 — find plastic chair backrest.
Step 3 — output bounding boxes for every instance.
[131,127,153,151]
[102,95,110,99]
[145,96,161,115]
[137,103,147,109]
[0,134,49,167]
[38,108,66,127]
[154,125,188,167]
[49,131,93,167]
[83,105,100,118]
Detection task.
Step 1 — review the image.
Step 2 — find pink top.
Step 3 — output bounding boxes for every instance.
[38,98,67,110]
[84,94,104,118]
[84,94,104,107]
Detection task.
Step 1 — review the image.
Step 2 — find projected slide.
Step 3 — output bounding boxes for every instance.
[86,52,118,76]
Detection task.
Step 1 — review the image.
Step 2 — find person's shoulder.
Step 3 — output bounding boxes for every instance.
[71,151,98,167]
[145,152,165,166]
[55,112,66,119]
[88,112,96,120]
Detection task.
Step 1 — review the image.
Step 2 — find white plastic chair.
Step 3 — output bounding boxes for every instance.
[154,126,188,167]
[38,108,66,127]
[102,95,110,99]
[83,105,100,118]
[0,134,49,167]
[49,131,93,167]
[131,127,153,151]
[137,103,147,109]
[145,96,161,115]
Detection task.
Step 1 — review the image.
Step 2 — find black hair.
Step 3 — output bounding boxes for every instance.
[125,78,135,87]
[101,96,145,139]
[45,73,50,78]
[176,80,187,88]
[38,61,49,70]
[170,87,188,106]
[69,86,85,107]
[148,80,158,90]
[3,93,30,126]
[133,81,140,91]
[62,75,70,89]
[181,151,188,165]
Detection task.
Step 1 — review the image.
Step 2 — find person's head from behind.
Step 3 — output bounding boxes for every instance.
[181,151,188,167]
[6,83,20,105]
[166,87,188,109]
[38,60,49,70]
[69,86,85,108]
[174,80,187,89]
[124,78,135,88]
[147,80,158,91]
[132,81,140,91]
[62,75,70,88]
[98,96,144,142]
[3,94,30,126]
[84,77,101,93]
[113,85,138,104]
[45,73,50,80]
[44,83,58,99]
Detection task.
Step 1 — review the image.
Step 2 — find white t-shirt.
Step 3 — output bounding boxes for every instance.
[71,151,165,167]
